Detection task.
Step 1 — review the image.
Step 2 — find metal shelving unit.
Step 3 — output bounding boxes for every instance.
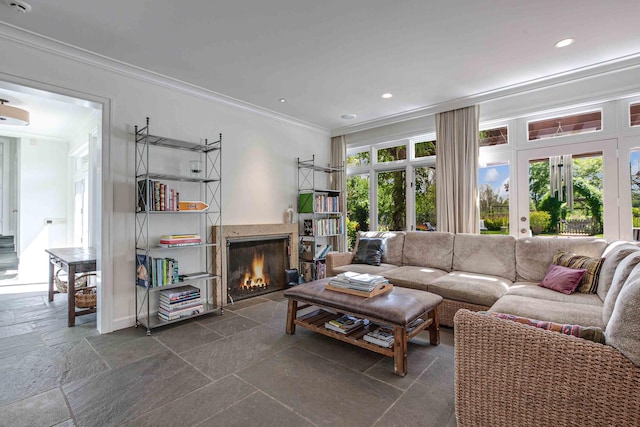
[134,117,223,335]
[297,154,345,281]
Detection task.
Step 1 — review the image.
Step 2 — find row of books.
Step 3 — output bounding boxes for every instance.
[137,179,180,212]
[329,272,389,292]
[301,260,326,281]
[324,315,426,348]
[302,218,343,236]
[298,193,341,214]
[158,285,203,321]
[136,254,180,288]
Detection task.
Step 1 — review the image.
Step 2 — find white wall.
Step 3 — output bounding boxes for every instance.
[18,136,69,282]
[0,30,330,331]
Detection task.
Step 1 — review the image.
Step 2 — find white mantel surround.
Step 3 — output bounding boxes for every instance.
[214,224,299,306]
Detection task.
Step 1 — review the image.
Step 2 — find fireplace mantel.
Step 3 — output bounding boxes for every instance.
[214,224,298,305]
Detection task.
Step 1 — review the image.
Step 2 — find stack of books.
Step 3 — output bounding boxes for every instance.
[324,314,369,334]
[363,326,394,348]
[329,272,389,293]
[159,234,202,248]
[158,285,203,321]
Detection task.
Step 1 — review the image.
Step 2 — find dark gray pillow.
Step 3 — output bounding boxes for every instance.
[352,238,385,266]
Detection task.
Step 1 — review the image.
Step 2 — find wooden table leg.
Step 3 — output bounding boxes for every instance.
[429,307,440,346]
[286,299,297,334]
[393,325,408,377]
[68,265,76,327]
[48,257,55,302]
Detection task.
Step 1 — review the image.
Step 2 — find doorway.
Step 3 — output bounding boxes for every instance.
[516,139,618,240]
[0,81,103,325]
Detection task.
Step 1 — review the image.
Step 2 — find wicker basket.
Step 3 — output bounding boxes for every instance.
[75,286,97,309]
[54,269,92,293]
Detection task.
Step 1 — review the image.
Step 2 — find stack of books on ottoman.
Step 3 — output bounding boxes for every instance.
[158,285,203,321]
[329,272,389,293]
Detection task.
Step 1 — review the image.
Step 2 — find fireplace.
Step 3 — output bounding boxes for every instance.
[227,235,290,302]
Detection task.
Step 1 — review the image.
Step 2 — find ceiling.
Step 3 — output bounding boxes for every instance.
[2,0,640,132]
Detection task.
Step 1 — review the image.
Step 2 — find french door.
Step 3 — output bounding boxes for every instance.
[516,139,618,240]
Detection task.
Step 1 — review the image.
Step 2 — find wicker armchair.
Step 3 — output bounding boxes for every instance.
[454,309,640,427]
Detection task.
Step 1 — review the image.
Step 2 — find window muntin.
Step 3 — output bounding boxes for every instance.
[528,111,602,141]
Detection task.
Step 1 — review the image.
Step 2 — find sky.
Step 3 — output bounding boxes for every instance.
[479,164,510,201]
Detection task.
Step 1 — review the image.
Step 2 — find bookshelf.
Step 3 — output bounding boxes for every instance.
[297,155,345,281]
[134,117,223,335]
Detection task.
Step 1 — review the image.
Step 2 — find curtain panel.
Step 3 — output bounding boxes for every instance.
[435,105,480,234]
[331,135,347,252]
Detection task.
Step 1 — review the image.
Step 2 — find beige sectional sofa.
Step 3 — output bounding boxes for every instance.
[327,231,613,327]
[327,231,640,426]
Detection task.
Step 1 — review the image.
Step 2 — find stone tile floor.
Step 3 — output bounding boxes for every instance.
[0,288,457,426]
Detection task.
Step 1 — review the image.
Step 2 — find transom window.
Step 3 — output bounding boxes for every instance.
[528,111,602,141]
[479,126,508,147]
[377,144,406,163]
[631,103,640,127]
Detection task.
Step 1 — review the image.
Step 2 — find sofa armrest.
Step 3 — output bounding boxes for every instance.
[454,309,640,427]
[325,251,354,277]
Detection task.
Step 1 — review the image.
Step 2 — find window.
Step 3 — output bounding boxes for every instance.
[478,162,509,234]
[377,170,406,231]
[631,103,640,127]
[377,144,406,163]
[631,149,640,233]
[528,111,602,141]
[347,151,370,167]
[414,166,436,230]
[479,126,508,147]
[346,174,370,249]
[414,140,436,158]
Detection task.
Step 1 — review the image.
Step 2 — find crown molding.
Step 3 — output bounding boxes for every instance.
[0,22,329,135]
[331,52,640,137]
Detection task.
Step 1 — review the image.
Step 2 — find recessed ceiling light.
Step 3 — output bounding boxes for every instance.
[279,98,286,103]
[341,114,357,120]
[382,93,393,99]
[555,38,574,48]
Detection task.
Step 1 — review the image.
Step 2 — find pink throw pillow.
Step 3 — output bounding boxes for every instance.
[539,264,586,295]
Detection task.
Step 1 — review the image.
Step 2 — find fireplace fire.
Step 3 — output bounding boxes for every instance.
[227,235,289,301]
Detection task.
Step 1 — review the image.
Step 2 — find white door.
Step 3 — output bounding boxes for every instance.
[516,139,618,240]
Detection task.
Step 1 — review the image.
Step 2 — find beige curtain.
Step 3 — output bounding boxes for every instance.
[435,105,480,233]
[330,135,347,252]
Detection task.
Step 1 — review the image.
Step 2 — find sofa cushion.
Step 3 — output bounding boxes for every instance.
[597,242,640,302]
[332,263,397,276]
[539,264,585,294]
[352,238,384,266]
[452,234,516,281]
[605,263,640,366]
[429,272,511,306]
[487,312,605,344]
[603,251,640,325]
[356,231,405,266]
[381,266,448,292]
[489,295,604,328]
[515,237,607,283]
[506,282,603,306]
[402,231,454,271]
[552,251,603,294]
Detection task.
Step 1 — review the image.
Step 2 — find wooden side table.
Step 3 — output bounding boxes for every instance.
[46,247,97,327]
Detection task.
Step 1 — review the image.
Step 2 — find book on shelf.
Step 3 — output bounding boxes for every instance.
[136,254,150,287]
[136,178,181,212]
[178,272,211,281]
[300,240,314,261]
[298,193,314,213]
[314,244,332,259]
[159,292,200,304]
[324,314,369,334]
[363,326,394,348]
[158,304,204,321]
[159,298,202,311]
[159,284,200,298]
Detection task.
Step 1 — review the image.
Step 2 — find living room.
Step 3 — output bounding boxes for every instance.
[1,2,639,426]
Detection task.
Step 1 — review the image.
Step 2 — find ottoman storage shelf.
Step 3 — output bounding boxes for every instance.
[284,278,443,376]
